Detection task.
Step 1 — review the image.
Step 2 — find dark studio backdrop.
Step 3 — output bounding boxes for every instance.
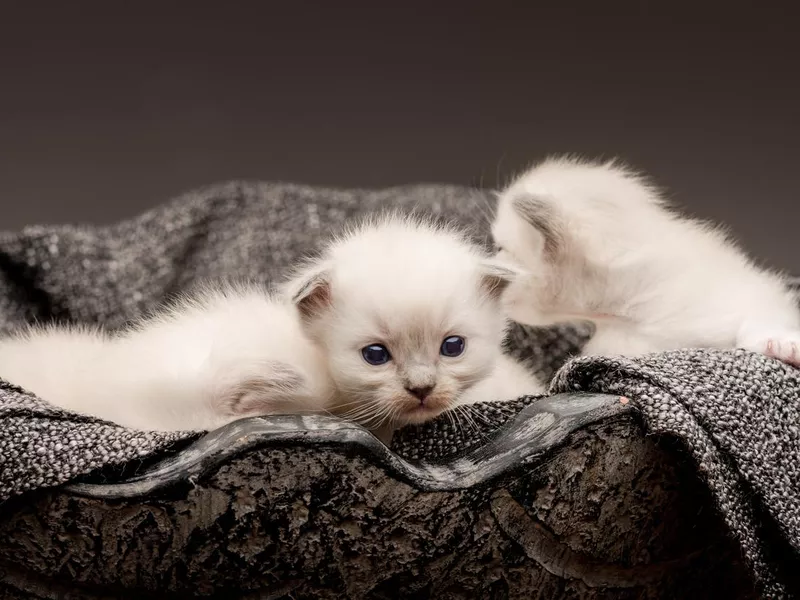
[1,2,798,271]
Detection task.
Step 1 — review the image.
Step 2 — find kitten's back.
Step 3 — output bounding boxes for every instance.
[0,285,333,430]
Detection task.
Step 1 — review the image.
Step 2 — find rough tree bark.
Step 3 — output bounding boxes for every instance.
[0,393,755,599]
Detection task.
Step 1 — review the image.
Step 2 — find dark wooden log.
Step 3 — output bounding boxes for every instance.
[0,393,755,599]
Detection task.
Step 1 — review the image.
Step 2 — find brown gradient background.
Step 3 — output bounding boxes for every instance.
[1,2,798,270]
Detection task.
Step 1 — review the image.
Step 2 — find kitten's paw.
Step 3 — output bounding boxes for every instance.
[214,361,309,417]
[737,329,800,368]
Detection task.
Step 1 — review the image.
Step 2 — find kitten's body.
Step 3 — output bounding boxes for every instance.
[0,285,334,430]
[0,219,543,434]
[492,157,800,363]
[286,215,544,435]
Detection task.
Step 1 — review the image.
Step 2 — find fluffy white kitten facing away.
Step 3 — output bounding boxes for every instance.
[492,156,800,365]
[0,285,335,431]
[285,214,544,440]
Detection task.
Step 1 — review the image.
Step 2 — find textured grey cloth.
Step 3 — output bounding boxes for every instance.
[0,181,797,597]
[552,350,800,599]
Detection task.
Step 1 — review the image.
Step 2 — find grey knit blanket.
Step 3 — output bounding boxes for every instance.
[0,182,798,597]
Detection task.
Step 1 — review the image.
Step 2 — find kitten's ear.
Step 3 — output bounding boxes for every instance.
[511,195,565,260]
[289,264,333,321]
[479,258,525,300]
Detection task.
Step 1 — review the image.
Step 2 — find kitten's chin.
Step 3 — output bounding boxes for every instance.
[392,393,453,426]
[396,406,446,426]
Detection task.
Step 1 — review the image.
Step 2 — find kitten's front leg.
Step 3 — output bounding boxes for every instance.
[736,321,800,368]
[212,360,313,419]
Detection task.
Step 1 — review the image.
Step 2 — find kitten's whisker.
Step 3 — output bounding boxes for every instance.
[481,192,497,220]
[454,405,479,437]
[452,404,489,444]
[380,406,401,430]
[369,407,398,430]
[456,406,481,441]
[353,402,396,428]
[335,399,380,413]
[353,412,384,427]
[339,407,383,423]
[337,405,384,423]
[463,404,493,426]
[451,406,467,438]
[461,405,490,434]
[462,405,497,446]
[470,194,493,227]
[443,406,457,434]
[336,402,375,415]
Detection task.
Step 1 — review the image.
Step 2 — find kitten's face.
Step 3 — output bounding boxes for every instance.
[290,217,517,428]
[321,284,506,426]
[491,162,636,326]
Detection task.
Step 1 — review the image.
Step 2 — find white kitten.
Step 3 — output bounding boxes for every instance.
[492,156,800,365]
[284,214,544,438]
[0,284,335,431]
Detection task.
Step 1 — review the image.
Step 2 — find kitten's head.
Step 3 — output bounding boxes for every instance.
[491,156,660,325]
[286,214,521,428]
[490,163,569,325]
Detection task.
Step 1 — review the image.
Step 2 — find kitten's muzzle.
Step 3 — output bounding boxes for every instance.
[395,388,451,425]
[401,365,436,403]
[405,385,434,402]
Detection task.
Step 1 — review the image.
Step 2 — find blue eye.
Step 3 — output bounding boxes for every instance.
[361,344,391,365]
[440,335,465,357]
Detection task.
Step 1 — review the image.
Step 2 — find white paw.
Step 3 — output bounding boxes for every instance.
[737,329,800,368]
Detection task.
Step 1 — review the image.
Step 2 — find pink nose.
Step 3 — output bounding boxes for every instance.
[406,385,434,402]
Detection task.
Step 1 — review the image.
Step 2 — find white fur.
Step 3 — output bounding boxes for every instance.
[458,354,543,405]
[492,156,800,364]
[286,214,544,433]
[0,284,335,431]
